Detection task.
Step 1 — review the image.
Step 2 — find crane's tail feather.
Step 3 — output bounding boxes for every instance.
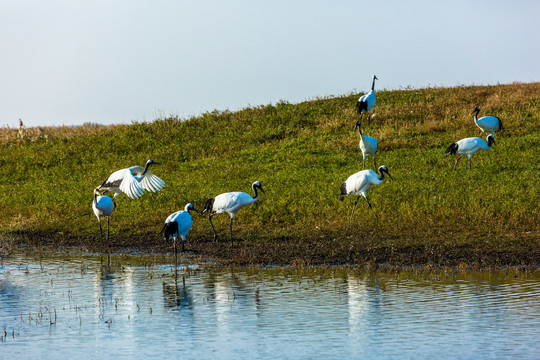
[445,142,458,156]
[498,117,503,130]
[356,101,367,114]
[202,198,215,213]
[339,182,347,201]
[161,222,179,240]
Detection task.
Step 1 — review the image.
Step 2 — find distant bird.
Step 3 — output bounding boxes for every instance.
[472,107,503,135]
[202,181,265,246]
[356,75,378,123]
[355,120,378,169]
[98,159,165,199]
[92,188,114,245]
[340,165,391,217]
[161,203,200,259]
[445,134,495,170]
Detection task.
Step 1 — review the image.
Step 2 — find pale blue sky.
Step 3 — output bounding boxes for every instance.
[1,0,539,127]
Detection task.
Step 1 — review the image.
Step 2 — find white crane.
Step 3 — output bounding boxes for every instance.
[339,165,391,217]
[161,203,200,261]
[472,107,503,135]
[355,120,378,169]
[98,159,165,199]
[445,134,495,170]
[202,181,265,246]
[92,188,114,245]
[356,75,378,123]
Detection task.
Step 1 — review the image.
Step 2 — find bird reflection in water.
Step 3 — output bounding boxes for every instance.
[162,272,194,310]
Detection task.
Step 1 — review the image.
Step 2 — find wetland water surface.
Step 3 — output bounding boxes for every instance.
[1,254,540,359]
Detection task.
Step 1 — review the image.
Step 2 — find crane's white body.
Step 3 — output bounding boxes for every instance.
[99,159,165,199]
[472,107,502,135]
[203,181,265,244]
[92,193,114,222]
[342,169,383,201]
[164,205,194,242]
[446,135,494,170]
[211,191,259,219]
[358,90,376,112]
[359,135,378,168]
[340,165,390,216]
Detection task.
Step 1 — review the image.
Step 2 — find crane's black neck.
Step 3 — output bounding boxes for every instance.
[142,161,154,176]
[252,184,259,199]
[378,169,386,181]
[473,109,480,121]
[371,77,376,91]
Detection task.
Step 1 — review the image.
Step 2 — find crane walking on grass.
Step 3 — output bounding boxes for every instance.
[92,188,115,246]
[340,165,391,218]
[202,181,265,247]
[355,119,378,169]
[161,203,200,263]
[356,75,378,123]
[98,159,165,200]
[445,134,495,170]
[472,107,503,136]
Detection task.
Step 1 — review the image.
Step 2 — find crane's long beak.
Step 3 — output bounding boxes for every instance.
[260,187,266,195]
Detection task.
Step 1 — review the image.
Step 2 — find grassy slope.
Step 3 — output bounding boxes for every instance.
[1,83,539,265]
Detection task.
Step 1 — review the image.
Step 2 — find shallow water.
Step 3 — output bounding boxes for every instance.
[1,255,540,359]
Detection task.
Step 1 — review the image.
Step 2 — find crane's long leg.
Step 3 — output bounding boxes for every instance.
[468,157,472,170]
[364,195,373,210]
[453,155,462,171]
[373,156,377,168]
[106,217,111,267]
[208,215,218,242]
[229,217,234,248]
[363,154,366,169]
[181,236,199,254]
[174,237,178,268]
[350,196,361,219]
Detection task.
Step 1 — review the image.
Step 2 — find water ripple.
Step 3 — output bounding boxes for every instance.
[1,255,540,359]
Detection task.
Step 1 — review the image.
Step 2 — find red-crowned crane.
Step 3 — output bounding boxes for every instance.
[161,203,200,263]
[356,75,378,123]
[92,188,114,246]
[202,181,265,247]
[340,165,391,218]
[445,134,495,170]
[355,119,378,169]
[472,107,503,135]
[98,159,165,199]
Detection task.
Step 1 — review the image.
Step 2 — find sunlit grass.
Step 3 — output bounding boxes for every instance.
[0,82,539,264]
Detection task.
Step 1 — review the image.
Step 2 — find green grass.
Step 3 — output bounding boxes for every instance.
[1,83,539,266]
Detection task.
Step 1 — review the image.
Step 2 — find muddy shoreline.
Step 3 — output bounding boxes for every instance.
[2,230,539,270]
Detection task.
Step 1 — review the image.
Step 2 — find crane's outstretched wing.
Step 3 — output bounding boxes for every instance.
[139,171,165,193]
[118,170,145,199]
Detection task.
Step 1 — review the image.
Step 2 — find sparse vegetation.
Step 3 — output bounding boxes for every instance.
[1,83,539,266]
